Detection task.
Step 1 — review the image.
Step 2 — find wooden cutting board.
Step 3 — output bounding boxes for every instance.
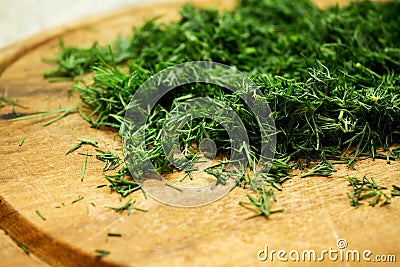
[0,0,398,266]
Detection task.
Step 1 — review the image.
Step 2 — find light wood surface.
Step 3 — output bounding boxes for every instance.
[0,0,398,266]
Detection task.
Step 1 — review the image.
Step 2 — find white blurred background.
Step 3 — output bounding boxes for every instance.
[0,0,159,49]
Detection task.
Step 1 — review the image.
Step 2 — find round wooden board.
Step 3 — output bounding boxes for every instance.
[0,0,399,266]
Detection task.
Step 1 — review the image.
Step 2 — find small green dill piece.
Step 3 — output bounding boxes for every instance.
[301,160,336,178]
[107,232,122,237]
[165,182,183,192]
[78,138,98,147]
[72,195,84,204]
[239,184,283,219]
[17,242,30,255]
[78,152,93,156]
[9,106,77,126]
[392,185,400,197]
[95,149,122,171]
[19,135,25,146]
[346,176,391,208]
[66,143,82,155]
[104,167,144,197]
[35,210,46,221]
[66,138,98,155]
[106,199,135,214]
[132,207,148,213]
[81,150,89,181]
[95,249,110,258]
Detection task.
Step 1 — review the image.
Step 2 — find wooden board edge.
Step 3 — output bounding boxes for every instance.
[0,196,124,267]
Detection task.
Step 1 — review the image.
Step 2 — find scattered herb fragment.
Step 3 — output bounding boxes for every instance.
[239,184,283,219]
[66,138,98,155]
[392,185,400,197]
[95,149,122,171]
[72,195,84,204]
[104,167,144,197]
[19,135,25,147]
[106,199,147,215]
[346,176,391,208]
[9,106,77,126]
[95,249,110,258]
[165,182,183,192]
[81,150,89,181]
[17,242,30,255]
[107,232,122,237]
[35,210,46,221]
[301,160,336,178]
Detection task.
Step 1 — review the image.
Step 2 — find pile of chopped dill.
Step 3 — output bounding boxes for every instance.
[40,0,399,215]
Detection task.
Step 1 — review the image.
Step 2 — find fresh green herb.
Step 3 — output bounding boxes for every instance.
[179,171,192,182]
[81,150,88,181]
[346,176,391,208]
[39,0,400,213]
[78,139,98,147]
[78,152,93,156]
[0,95,15,108]
[19,135,25,146]
[66,138,98,155]
[107,232,122,237]
[0,94,24,114]
[165,182,183,192]
[239,184,284,219]
[72,195,84,204]
[35,210,46,221]
[17,242,30,255]
[106,199,134,214]
[106,199,147,215]
[95,249,110,258]
[301,160,336,178]
[104,167,144,197]
[55,202,65,208]
[46,0,399,170]
[9,106,77,126]
[95,149,122,171]
[392,185,400,197]
[66,143,82,155]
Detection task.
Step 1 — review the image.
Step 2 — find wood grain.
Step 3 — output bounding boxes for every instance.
[0,0,399,266]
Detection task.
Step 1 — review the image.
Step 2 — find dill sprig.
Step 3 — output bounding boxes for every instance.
[301,160,336,178]
[106,199,147,215]
[239,184,284,219]
[9,106,77,126]
[346,176,391,208]
[95,148,122,171]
